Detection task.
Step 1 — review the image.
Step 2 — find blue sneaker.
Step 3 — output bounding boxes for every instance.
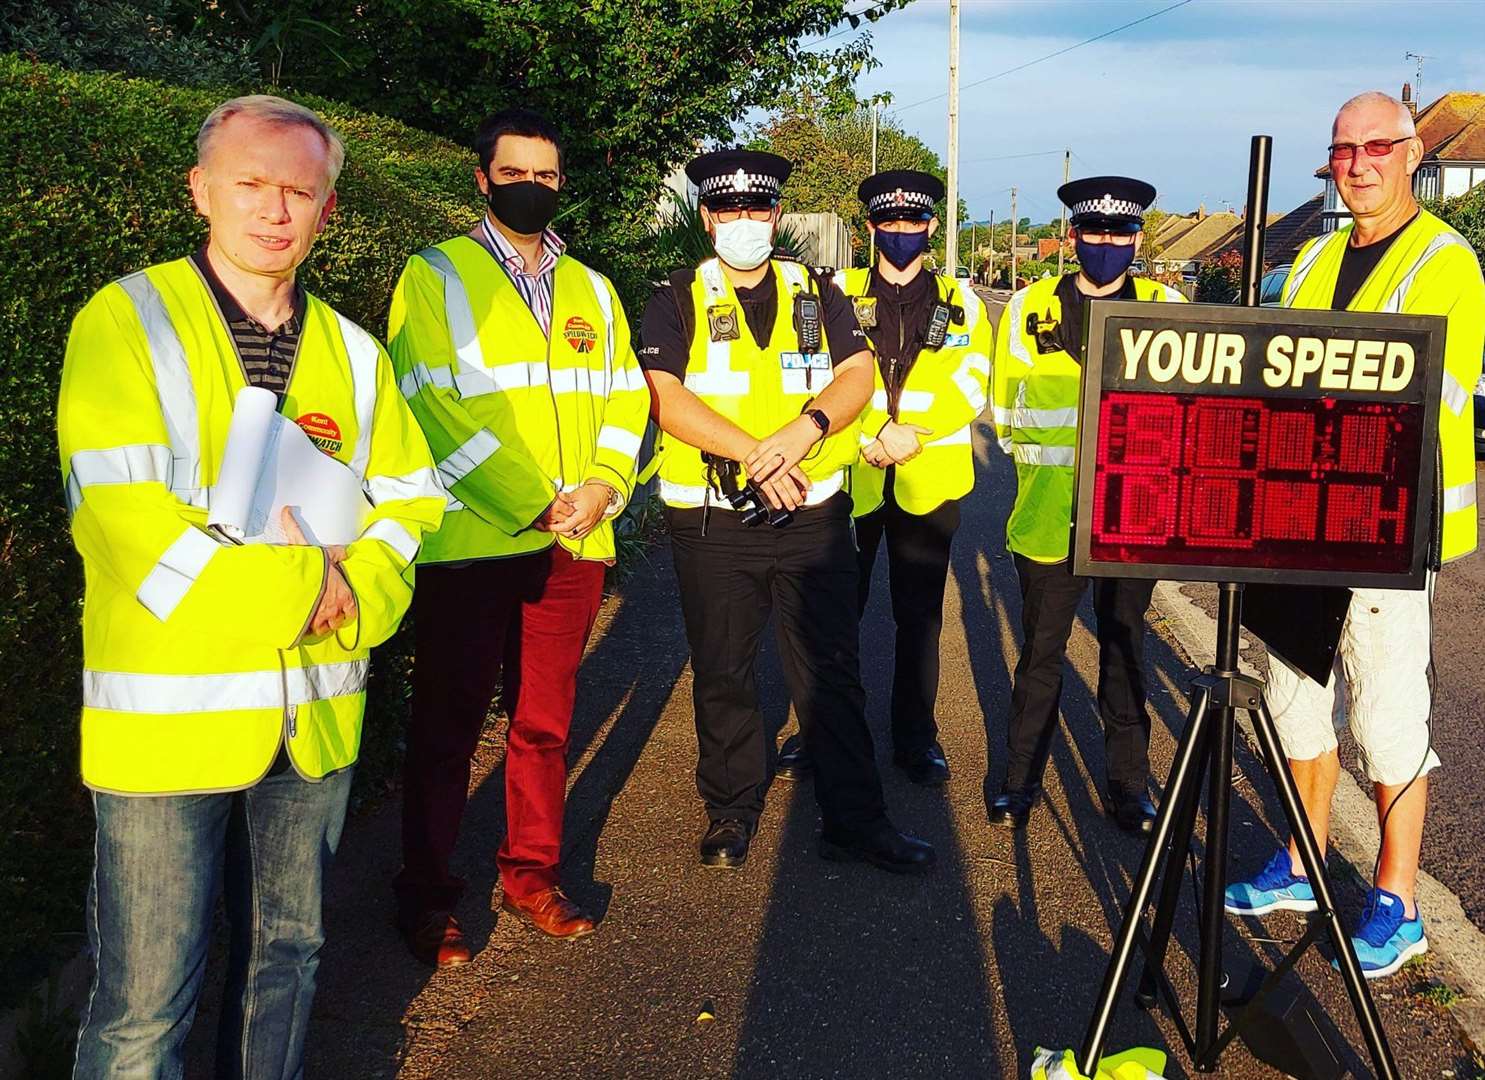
[1224,849,1318,915]
[1336,888,1427,980]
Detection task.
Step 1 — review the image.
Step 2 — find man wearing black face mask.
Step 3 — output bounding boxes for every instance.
[987,176,1185,835]
[387,108,650,962]
[774,170,992,788]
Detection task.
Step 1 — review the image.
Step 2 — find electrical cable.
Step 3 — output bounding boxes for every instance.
[891,0,1197,114]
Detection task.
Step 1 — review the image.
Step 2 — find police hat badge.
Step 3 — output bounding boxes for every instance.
[853,296,878,329]
[707,303,740,342]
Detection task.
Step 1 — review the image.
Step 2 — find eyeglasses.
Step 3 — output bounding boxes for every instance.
[1077,231,1137,246]
[711,207,775,223]
[1327,137,1411,162]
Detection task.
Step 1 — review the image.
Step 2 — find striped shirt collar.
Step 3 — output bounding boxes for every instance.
[480,216,565,277]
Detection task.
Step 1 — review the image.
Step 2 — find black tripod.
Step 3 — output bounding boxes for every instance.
[1076,582,1399,1078]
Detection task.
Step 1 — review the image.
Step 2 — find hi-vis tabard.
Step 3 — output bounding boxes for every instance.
[656,257,862,507]
[1281,210,1485,563]
[833,267,992,516]
[58,258,445,796]
[992,275,1185,562]
[388,237,650,564]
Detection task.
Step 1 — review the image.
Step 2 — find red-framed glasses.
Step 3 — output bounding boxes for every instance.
[1327,137,1412,162]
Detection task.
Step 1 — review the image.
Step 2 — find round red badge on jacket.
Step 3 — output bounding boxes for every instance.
[563,316,597,354]
[295,412,344,455]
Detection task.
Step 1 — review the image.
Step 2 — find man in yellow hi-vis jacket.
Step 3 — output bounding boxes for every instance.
[988,176,1185,837]
[60,96,444,1079]
[389,109,649,962]
[1226,91,1485,981]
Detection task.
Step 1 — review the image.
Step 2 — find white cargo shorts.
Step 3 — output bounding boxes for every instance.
[1267,582,1439,786]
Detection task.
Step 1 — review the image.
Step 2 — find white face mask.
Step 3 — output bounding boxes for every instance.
[711,217,775,270]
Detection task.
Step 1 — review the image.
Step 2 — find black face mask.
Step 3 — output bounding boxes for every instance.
[485,178,559,235]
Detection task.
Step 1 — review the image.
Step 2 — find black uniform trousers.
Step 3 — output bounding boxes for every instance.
[1005,554,1156,796]
[668,492,888,836]
[854,485,960,754]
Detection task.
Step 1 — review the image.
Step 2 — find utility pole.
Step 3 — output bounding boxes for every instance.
[970,220,976,281]
[869,98,880,267]
[1057,148,1070,277]
[944,0,961,274]
[987,209,996,286]
[1010,187,1018,290]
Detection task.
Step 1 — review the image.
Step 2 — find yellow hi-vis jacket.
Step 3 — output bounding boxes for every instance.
[388,236,649,564]
[992,274,1185,562]
[1281,209,1485,563]
[833,267,992,516]
[58,258,445,796]
[656,257,862,508]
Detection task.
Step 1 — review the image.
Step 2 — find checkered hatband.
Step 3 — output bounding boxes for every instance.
[697,167,783,201]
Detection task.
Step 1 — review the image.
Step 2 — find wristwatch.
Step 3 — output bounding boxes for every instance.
[804,408,831,441]
[586,480,623,518]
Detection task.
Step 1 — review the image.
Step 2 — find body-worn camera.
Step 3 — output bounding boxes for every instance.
[701,453,794,530]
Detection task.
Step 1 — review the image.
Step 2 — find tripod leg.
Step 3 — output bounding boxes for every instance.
[1250,698,1400,1080]
[1194,701,1236,1067]
[1136,684,1213,1008]
[1078,683,1216,1076]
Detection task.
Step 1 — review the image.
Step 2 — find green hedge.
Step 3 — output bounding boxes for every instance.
[0,55,484,999]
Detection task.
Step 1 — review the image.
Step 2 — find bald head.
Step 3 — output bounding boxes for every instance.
[1333,91,1416,140]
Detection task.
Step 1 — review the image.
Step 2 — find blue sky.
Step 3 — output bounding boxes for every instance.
[818,0,1485,224]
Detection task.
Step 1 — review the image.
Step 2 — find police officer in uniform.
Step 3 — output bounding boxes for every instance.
[638,149,934,873]
[988,176,1185,834]
[775,170,992,787]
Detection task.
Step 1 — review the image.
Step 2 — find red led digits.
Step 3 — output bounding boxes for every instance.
[1088,391,1420,574]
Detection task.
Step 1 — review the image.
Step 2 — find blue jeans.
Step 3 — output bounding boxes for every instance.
[73,759,353,1080]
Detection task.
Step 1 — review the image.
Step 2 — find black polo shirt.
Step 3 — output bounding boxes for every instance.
[190,247,306,397]
[637,263,866,380]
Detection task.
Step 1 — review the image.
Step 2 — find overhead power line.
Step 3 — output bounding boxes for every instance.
[892,0,1197,114]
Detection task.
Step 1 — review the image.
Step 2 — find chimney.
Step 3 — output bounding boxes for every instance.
[1402,82,1417,118]
[1197,203,1207,221]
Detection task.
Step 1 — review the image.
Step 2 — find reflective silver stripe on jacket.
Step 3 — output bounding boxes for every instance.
[437,429,500,488]
[1444,479,1477,514]
[1012,443,1075,467]
[136,526,223,621]
[660,469,845,508]
[83,659,369,714]
[66,443,173,514]
[1014,405,1078,429]
[584,266,617,383]
[1283,231,1344,304]
[419,246,487,385]
[359,518,420,565]
[1005,287,1034,370]
[336,313,380,481]
[117,272,205,507]
[687,258,751,396]
[1381,229,1473,314]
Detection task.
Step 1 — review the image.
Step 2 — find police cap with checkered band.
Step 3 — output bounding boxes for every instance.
[857,169,945,223]
[686,148,793,210]
[1057,175,1157,234]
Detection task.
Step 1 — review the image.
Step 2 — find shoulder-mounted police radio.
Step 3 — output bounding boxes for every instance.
[793,291,822,353]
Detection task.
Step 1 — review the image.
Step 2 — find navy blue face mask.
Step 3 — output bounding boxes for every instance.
[876,227,931,270]
[1074,237,1136,286]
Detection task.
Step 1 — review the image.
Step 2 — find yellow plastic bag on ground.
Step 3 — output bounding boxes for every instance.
[1030,1046,1168,1080]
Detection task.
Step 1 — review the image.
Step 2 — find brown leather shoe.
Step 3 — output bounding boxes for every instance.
[500,886,596,940]
[400,910,472,968]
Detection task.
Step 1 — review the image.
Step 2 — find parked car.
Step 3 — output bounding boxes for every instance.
[954,265,971,280]
[1475,373,1485,455]
[1259,264,1291,306]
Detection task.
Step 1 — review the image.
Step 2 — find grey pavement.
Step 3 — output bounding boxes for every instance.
[176,434,1481,1078]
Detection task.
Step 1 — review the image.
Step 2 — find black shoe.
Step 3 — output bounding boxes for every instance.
[819,824,936,874]
[775,734,813,782]
[700,818,753,868]
[893,742,950,786]
[989,787,1038,830]
[1103,787,1158,835]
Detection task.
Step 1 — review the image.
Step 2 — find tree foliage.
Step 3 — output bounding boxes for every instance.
[4,0,906,306]
[751,94,946,266]
[1428,185,1485,256]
